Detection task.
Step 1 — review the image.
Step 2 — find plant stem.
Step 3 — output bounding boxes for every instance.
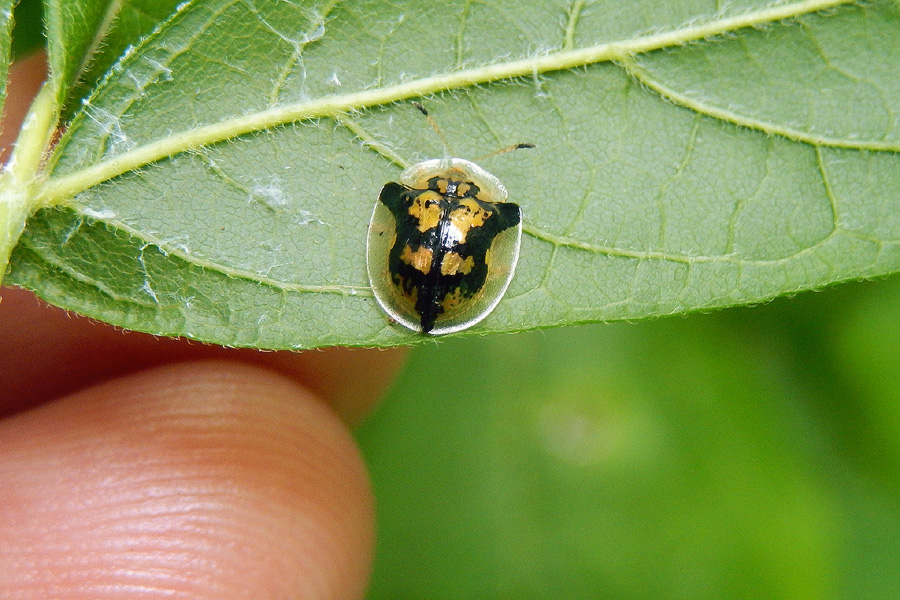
[0,80,58,285]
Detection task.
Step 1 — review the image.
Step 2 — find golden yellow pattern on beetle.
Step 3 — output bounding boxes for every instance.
[400,244,433,274]
[440,252,475,276]
[448,199,491,244]
[365,103,532,335]
[441,288,469,311]
[408,191,443,232]
[440,287,466,312]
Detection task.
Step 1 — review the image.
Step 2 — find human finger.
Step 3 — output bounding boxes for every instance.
[0,360,374,599]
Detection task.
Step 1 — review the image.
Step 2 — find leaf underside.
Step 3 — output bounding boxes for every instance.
[6,0,900,349]
[47,0,183,118]
[0,0,15,120]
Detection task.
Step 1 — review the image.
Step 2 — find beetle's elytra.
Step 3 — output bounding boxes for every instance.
[367,157,522,335]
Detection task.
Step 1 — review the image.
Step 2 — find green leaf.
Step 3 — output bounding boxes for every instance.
[64,0,183,119]
[0,0,14,118]
[44,0,116,104]
[627,3,900,151]
[44,0,180,111]
[6,0,899,349]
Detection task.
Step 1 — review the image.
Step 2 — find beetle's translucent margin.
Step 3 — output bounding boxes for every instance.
[366,200,424,333]
[398,158,508,201]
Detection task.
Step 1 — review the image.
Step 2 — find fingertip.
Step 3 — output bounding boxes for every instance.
[261,345,407,425]
[0,287,406,424]
[0,360,374,600]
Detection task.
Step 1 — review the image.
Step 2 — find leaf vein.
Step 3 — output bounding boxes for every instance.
[814,145,840,233]
[16,236,165,308]
[563,0,587,51]
[456,0,474,69]
[522,220,846,267]
[336,114,410,168]
[73,210,374,297]
[72,0,126,91]
[622,52,900,152]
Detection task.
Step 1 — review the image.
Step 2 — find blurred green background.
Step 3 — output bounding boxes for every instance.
[357,275,900,599]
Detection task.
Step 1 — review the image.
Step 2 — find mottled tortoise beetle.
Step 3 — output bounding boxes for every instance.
[366,103,532,335]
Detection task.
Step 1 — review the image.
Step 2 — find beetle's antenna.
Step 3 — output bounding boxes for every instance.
[473,142,536,162]
[413,102,455,158]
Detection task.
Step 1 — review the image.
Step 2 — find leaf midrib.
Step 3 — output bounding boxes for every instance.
[35,0,855,209]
